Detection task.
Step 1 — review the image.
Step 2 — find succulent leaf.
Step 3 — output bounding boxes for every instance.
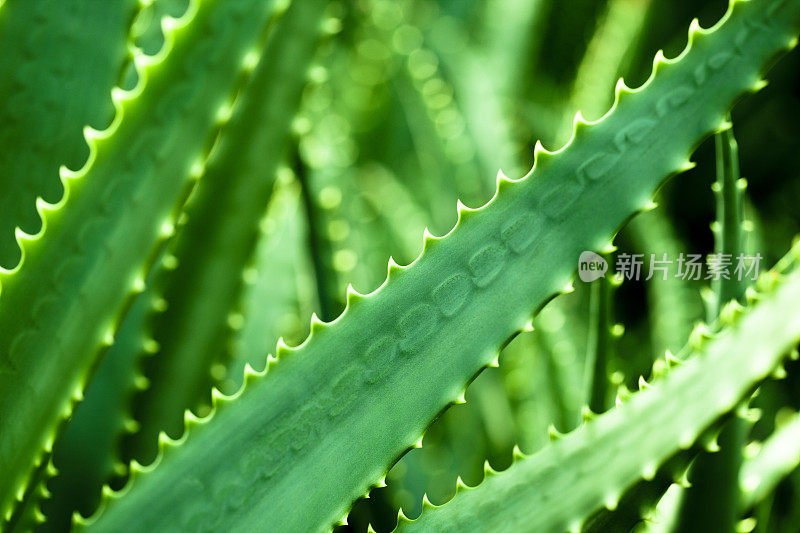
[740,410,800,510]
[0,0,286,523]
[126,0,327,465]
[674,119,749,533]
[0,0,140,268]
[224,174,317,392]
[40,283,154,531]
[584,258,615,414]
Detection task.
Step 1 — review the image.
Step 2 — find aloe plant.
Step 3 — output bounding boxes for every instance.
[1,0,800,532]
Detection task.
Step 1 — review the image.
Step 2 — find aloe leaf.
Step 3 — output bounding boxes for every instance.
[394,12,589,501]
[711,123,748,313]
[674,121,749,533]
[38,286,154,531]
[2,462,53,533]
[31,3,198,527]
[583,261,619,415]
[0,0,286,523]
[126,0,328,465]
[130,0,192,56]
[296,160,345,319]
[398,243,800,533]
[631,122,761,533]
[346,24,531,513]
[620,123,754,533]
[81,1,800,531]
[36,0,311,506]
[224,174,316,393]
[31,7,192,526]
[0,0,141,269]
[741,406,800,510]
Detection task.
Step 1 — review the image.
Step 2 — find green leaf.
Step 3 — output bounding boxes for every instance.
[126,0,328,465]
[224,174,317,393]
[397,243,800,533]
[741,405,800,510]
[0,0,140,268]
[40,285,153,531]
[583,258,618,415]
[674,120,749,533]
[0,0,284,523]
